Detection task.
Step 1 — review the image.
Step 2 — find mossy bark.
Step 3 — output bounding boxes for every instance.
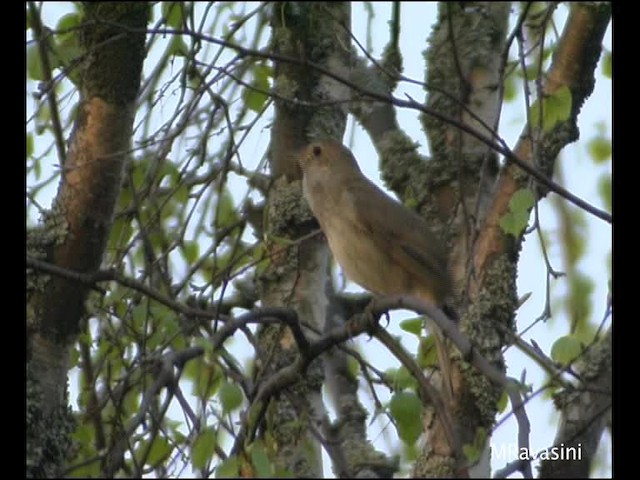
[26,3,148,476]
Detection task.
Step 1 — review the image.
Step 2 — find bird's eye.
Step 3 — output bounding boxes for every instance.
[312,145,322,157]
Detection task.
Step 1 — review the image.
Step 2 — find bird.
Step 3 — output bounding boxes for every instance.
[298,138,455,399]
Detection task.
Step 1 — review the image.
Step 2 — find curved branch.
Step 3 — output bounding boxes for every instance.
[539,328,612,478]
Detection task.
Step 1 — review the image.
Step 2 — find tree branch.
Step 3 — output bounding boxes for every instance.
[26,255,226,322]
[93,21,611,224]
[368,296,533,478]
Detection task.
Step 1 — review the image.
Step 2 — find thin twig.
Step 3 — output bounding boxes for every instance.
[28,2,67,165]
[26,255,224,321]
[87,21,611,224]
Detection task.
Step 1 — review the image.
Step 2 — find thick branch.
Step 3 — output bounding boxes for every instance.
[26,5,149,434]
[472,3,611,294]
[539,328,612,478]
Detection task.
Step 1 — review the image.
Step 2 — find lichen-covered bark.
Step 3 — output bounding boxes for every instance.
[419,2,610,478]
[26,3,148,476]
[258,2,351,476]
[268,2,351,180]
[539,329,612,478]
[418,3,511,476]
[473,3,611,285]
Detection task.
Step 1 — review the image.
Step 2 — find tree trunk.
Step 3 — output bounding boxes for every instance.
[257,3,350,477]
[419,3,512,476]
[419,2,611,477]
[26,3,148,476]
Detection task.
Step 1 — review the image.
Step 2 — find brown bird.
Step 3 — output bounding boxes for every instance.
[298,138,455,398]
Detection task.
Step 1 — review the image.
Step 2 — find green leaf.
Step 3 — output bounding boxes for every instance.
[27,44,44,81]
[68,345,80,368]
[346,356,360,379]
[530,85,573,132]
[174,184,190,204]
[587,136,612,164]
[33,157,42,180]
[242,65,271,113]
[35,104,51,135]
[503,74,517,103]
[191,361,221,399]
[72,422,94,445]
[602,50,612,79]
[598,175,612,213]
[162,2,185,28]
[496,389,508,413]
[550,335,582,366]
[122,390,140,418]
[499,211,527,237]
[243,85,268,113]
[384,366,416,391]
[147,436,173,467]
[192,427,216,470]
[55,12,81,49]
[194,337,215,357]
[160,160,180,182]
[250,441,272,478]
[509,188,535,213]
[215,456,240,478]
[150,301,174,324]
[131,304,148,330]
[183,241,200,264]
[417,335,437,369]
[500,188,535,237]
[109,216,134,251]
[520,63,538,82]
[463,427,487,463]
[168,35,189,57]
[399,317,423,336]
[27,133,34,158]
[219,381,243,413]
[51,38,80,70]
[568,274,594,338]
[389,392,423,445]
[215,188,238,227]
[253,65,272,98]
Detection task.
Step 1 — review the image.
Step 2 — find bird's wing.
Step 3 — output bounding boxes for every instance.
[346,177,451,299]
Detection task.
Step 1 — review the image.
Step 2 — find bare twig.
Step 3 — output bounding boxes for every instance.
[26,255,224,321]
[28,2,67,165]
[88,21,611,224]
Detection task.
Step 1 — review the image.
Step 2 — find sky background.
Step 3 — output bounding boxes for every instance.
[27,2,612,477]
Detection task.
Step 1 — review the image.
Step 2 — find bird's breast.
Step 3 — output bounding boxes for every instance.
[323,216,409,297]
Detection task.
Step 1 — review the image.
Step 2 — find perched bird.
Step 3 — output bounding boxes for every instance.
[298,138,455,398]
